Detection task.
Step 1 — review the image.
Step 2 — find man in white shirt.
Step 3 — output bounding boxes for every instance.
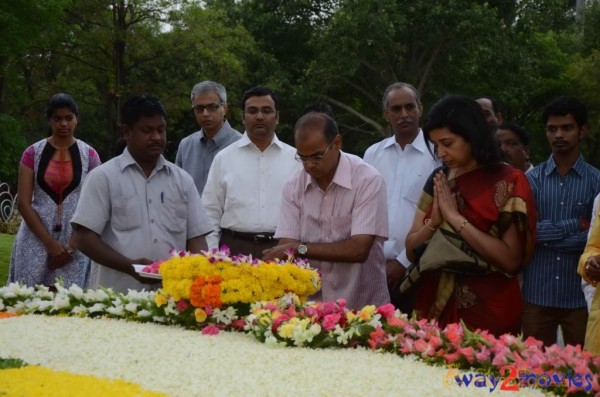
[202,86,301,257]
[363,82,438,314]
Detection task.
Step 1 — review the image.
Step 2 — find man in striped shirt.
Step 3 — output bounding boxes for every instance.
[262,112,390,310]
[522,96,600,346]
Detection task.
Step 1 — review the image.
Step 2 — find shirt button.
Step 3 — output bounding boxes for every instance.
[151,219,155,224]
[560,202,564,205]
[153,239,158,243]
[149,199,152,204]
[556,276,560,280]
[556,257,560,261]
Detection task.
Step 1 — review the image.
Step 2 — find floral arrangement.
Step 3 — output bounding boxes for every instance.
[1,282,599,395]
[246,297,600,396]
[158,248,320,305]
[3,315,549,397]
[1,247,599,396]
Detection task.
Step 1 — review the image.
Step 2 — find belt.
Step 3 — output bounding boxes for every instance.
[221,228,276,243]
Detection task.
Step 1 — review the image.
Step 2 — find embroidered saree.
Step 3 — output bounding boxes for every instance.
[413,164,536,336]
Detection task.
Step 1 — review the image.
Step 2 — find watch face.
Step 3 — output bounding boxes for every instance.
[298,244,308,255]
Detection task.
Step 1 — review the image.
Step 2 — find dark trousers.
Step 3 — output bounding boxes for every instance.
[219,232,278,259]
[521,301,588,347]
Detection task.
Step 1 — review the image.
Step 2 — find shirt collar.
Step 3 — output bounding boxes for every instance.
[118,147,171,175]
[237,131,285,149]
[545,154,586,177]
[201,120,233,147]
[382,129,431,154]
[304,151,352,191]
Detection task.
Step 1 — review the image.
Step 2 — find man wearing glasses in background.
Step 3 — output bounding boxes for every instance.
[202,86,300,257]
[363,82,438,315]
[263,112,390,310]
[176,80,241,195]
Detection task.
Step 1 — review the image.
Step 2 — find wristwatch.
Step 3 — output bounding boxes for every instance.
[297,243,308,256]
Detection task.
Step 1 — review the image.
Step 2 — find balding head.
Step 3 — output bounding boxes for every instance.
[294,112,339,142]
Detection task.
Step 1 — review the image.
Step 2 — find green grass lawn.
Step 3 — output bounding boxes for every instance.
[0,233,15,285]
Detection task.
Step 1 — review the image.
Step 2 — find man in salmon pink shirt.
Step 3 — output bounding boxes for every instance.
[263,112,390,310]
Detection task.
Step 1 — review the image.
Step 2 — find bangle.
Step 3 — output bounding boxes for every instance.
[456,219,470,234]
[424,218,438,231]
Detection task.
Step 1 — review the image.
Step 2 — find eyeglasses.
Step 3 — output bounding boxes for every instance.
[193,103,223,113]
[244,107,277,116]
[295,143,332,163]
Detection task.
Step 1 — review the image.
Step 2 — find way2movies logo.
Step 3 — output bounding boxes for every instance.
[443,366,593,392]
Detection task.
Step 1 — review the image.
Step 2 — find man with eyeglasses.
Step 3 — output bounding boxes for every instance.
[175,81,241,195]
[263,112,390,310]
[202,86,300,257]
[522,96,600,347]
[363,82,439,315]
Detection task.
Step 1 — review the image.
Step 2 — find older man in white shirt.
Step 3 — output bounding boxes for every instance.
[202,86,301,257]
[364,82,439,314]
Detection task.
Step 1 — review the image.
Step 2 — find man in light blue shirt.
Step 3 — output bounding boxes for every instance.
[176,81,241,195]
[522,96,600,346]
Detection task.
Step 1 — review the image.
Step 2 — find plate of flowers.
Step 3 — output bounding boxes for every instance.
[132,264,162,280]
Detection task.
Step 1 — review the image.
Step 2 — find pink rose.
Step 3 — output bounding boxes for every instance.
[376,303,395,320]
[322,313,341,332]
[177,299,190,313]
[201,325,220,335]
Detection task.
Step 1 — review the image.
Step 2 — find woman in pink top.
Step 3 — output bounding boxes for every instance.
[8,93,101,288]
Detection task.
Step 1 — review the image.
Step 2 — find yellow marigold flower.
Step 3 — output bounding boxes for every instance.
[278,323,296,338]
[346,311,358,322]
[359,305,376,321]
[194,308,207,323]
[154,293,168,308]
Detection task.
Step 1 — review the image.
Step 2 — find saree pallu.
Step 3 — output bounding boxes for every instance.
[412,164,536,336]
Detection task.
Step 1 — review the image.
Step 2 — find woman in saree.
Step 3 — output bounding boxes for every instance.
[404,95,536,336]
[578,193,600,354]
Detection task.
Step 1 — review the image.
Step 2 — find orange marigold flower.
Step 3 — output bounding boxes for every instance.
[189,275,223,308]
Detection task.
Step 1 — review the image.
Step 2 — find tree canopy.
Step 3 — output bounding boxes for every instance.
[1,0,599,185]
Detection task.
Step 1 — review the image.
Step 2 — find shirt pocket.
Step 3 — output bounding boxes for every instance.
[329,214,353,241]
[402,188,421,205]
[111,194,143,231]
[160,202,187,234]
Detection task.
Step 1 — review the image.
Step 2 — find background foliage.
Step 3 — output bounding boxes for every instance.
[1,0,600,186]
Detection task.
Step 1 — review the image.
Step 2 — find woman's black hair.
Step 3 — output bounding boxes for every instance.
[45,93,79,119]
[423,95,502,167]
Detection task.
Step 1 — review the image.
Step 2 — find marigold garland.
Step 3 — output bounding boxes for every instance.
[159,249,320,305]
